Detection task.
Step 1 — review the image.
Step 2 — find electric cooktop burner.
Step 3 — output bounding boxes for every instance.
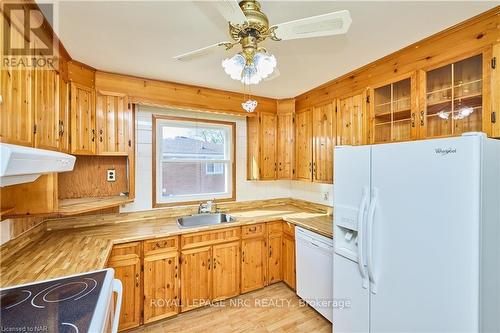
[0,271,106,333]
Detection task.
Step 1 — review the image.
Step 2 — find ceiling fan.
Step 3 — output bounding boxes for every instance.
[173,0,351,112]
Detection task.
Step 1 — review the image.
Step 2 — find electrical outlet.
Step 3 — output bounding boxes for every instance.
[323,192,329,201]
[107,169,116,182]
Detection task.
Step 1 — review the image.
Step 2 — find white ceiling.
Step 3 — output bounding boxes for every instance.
[51,1,497,98]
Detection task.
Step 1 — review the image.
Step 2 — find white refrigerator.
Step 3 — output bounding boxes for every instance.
[333,133,500,333]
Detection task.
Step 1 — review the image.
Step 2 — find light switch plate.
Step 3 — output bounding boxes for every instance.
[107,169,116,182]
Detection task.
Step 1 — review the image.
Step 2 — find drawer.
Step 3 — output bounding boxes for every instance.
[241,223,266,239]
[181,227,240,250]
[267,221,283,235]
[144,236,178,256]
[109,241,142,261]
[283,221,295,237]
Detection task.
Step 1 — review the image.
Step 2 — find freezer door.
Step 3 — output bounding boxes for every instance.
[369,135,481,332]
[333,146,371,333]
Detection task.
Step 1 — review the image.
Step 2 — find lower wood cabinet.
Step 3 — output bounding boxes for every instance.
[282,223,296,290]
[241,236,267,293]
[107,242,143,331]
[108,221,297,329]
[212,241,240,301]
[180,246,212,312]
[143,251,179,323]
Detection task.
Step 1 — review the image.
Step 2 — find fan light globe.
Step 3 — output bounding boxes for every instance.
[222,54,245,80]
[222,52,277,85]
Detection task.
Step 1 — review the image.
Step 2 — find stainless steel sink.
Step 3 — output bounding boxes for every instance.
[177,213,236,229]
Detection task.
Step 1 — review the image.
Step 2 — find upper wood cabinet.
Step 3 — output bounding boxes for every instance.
[247,112,277,180]
[0,66,33,146]
[419,52,492,139]
[70,82,96,155]
[312,102,336,183]
[295,109,313,181]
[337,92,366,146]
[492,44,500,138]
[34,69,60,150]
[276,99,295,179]
[369,75,417,143]
[96,92,133,155]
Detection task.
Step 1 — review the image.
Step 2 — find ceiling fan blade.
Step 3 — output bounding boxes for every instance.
[213,0,247,25]
[273,10,352,41]
[173,42,230,61]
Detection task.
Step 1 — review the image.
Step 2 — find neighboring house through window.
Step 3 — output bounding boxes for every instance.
[153,115,235,206]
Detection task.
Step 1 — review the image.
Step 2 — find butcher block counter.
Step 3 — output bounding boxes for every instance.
[0,199,332,287]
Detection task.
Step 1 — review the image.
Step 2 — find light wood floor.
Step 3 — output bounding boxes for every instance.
[129,283,332,333]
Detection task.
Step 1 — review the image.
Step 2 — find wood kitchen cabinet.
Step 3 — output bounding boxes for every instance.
[33,68,60,151]
[267,221,283,284]
[58,79,71,153]
[212,241,240,301]
[96,91,133,155]
[492,44,500,138]
[369,75,416,143]
[337,92,366,146]
[419,52,491,138]
[295,109,313,181]
[282,222,296,290]
[70,82,96,155]
[247,112,277,180]
[143,236,179,323]
[312,102,336,183]
[107,242,142,331]
[180,246,212,312]
[241,223,267,293]
[276,99,295,179]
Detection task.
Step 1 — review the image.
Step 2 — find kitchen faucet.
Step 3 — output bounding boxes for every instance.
[198,199,217,214]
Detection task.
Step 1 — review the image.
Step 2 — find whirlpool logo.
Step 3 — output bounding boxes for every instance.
[435,148,457,156]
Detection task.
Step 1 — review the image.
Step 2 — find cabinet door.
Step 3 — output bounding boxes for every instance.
[337,93,365,146]
[143,251,179,323]
[241,237,267,293]
[34,69,59,150]
[312,102,335,183]
[260,112,277,179]
[58,79,71,153]
[247,115,260,180]
[493,44,500,138]
[0,66,33,146]
[295,109,312,181]
[108,257,142,331]
[277,113,294,179]
[282,234,296,290]
[180,246,212,312]
[268,233,282,284]
[96,92,132,155]
[70,83,96,154]
[212,241,240,301]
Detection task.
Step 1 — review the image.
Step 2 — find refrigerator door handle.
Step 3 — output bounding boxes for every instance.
[367,187,378,294]
[357,186,369,289]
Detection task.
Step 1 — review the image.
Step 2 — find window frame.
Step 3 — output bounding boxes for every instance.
[152,114,236,207]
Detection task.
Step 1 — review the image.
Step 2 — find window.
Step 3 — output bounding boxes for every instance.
[153,115,235,206]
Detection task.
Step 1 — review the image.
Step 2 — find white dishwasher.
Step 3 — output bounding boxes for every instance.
[295,226,333,322]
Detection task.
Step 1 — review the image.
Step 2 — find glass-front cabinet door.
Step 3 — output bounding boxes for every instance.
[422,54,483,138]
[370,76,414,143]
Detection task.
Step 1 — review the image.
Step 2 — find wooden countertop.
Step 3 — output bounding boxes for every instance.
[0,204,332,288]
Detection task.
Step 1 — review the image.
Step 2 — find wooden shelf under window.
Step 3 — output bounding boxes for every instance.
[58,196,133,216]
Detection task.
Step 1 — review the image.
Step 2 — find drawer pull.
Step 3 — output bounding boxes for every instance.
[249,226,257,232]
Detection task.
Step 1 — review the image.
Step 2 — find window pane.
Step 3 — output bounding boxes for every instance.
[161,125,226,160]
[161,162,228,197]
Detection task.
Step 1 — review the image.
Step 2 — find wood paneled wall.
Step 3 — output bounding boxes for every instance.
[95,71,277,115]
[58,156,129,199]
[296,7,500,109]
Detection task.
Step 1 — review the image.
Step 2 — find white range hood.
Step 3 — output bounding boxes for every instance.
[0,143,76,187]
